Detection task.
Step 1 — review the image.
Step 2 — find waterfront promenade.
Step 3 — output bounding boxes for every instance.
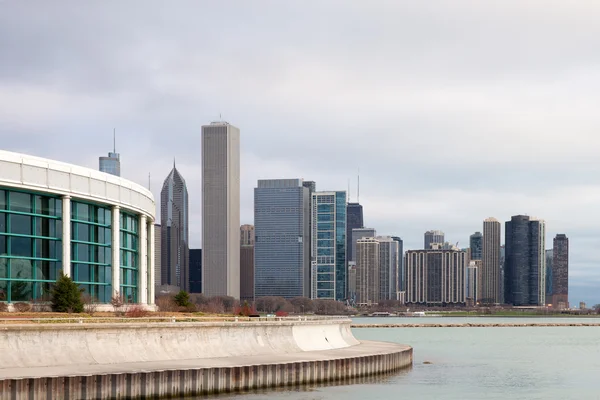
[0,317,412,399]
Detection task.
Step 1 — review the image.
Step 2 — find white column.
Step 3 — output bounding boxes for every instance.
[61,196,71,277]
[112,205,120,297]
[138,214,148,304]
[148,220,155,305]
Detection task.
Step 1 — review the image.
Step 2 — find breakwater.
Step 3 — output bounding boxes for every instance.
[352,322,600,328]
[0,319,412,399]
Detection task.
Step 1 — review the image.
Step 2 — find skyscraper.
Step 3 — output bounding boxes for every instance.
[545,249,553,304]
[351,228,376,262]
[504,215,546,306]
[377,236,400,301]
[254,180,310,299]
[424,230,444,249]
[311,191,346,300]
[551,234,569,309]
[391,236,404,292]
[481,218,501,304]
[160,163,189,291]
[469,232,483,260]
[154,224,161,287]
[356,237,379,305]
[201,121,240,298]
[466,261,479,306]
[189,249,202,293]
[99,131,120,176]
[346,202,364,264]
[240,225,255,302]
[405,247,467,305]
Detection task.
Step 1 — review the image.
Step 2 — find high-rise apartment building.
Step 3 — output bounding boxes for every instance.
[481,218,501,304]
[311,191,346,300]
[377,236,400,301]
[254,180,310,299]
[351,228,376,262]
[391,236,404,292]
[154,224,161,288]
[99,131,120,176]
[424,230,445,249]
[469,232,483,260]
[545,249,553,304]
[346,203,364,264]
[356,237,379,305]
[551,234,569,309]
[240,225,255,302]
[405,248,467,305]
[201,122,240,298]
[504,215,546,306]
[189,249,202,293]
[466,260,480,306]
[160,164,189,291]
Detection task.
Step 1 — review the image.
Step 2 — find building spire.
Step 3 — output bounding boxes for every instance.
[113,128,116,153]
[357,168,360,203]
[173,157,176,169]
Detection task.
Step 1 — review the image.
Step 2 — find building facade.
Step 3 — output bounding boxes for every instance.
[160,164,189,291]
[405,248,467,305]
[551,234,569,308]
[351,228,376,263]
[391,236,404,292]
[355,237,379,305]
[254,180,310,299]
[154,224,161,286]
[469,232,483,260]
[545,249,553,304]
[481,218,501,304]
[189,249,202,293]
[466,260,480,306]
[240,224,255,302]
[377,236,400,301]
[504,215,546,306]
[424,230,444,249]
[202,122,240,298]
[0,150,155,306]
[311,191,346,301]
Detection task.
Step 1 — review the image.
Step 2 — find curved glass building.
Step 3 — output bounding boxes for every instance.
[0,150,155,306]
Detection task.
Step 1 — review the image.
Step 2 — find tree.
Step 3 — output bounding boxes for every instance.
[174,290,191,307]
[111,292,124,313]
[50,272,84,313]
[291,297,313,314]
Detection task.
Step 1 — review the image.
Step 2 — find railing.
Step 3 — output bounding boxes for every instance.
[0,315,350,325]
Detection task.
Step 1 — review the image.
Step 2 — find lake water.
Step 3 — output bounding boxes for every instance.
[221,317,600,399]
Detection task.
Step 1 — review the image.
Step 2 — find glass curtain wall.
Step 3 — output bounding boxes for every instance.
[120,212,139,303]
[71,201,112,302]
[0,189,62,302]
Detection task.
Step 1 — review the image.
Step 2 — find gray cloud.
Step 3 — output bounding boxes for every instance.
[1,0,599,304]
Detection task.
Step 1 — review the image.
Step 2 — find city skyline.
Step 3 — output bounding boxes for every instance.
[1,2,598,304]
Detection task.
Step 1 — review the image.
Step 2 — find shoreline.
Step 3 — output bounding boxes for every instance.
[352,322,600,328]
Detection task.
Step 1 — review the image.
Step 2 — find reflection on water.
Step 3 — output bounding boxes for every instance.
[207,323,600,400]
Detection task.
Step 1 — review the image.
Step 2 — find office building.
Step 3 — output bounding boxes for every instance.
[202,121,240,298]
[551,234,569,309]
[504,215,546,306]
[424,230,445,249]
[254,179,310,299]
[311,191,346,300]
[391,236,404,292]
[98,131,120,177]
[154,224,161,287]
[0,150,155,306]
[351,228,376,262]
[481,218,501,304]
[469,232,483,260]
[347,263,357,304]
[405,248,467,305]
[355,237,379,305]
[160,163,189,291]
[240,224,255,302]
[189,249,202,293]
[346,202,364,264]
[377,236,400,301]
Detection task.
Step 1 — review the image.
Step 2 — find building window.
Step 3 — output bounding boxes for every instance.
[120,212,139,303]
[71,201,112,303]
[0,188,63,302]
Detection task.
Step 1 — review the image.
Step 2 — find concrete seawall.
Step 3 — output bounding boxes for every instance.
[0,319,412,399]
[352,322,600,328]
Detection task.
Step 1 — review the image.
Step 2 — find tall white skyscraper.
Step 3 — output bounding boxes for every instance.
[202,122,240,298]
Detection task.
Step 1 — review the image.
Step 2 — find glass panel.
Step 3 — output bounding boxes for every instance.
[36,282,52,301]
[75,203,89,221]
[11,281,32,301]
[76,244,89,262]
[0,236,5,255]
[11,237,32,257]
[0,214,5,233]
[105,248,112,264]
[0,190,5,210]
[76,264,90,282]
[39,260,51,281]
[49,261,60,280]
[11,258,33,279]
[76,223,89,242]
[96,208,105,224]
[35,195,54,216]
[0,280,7,301]
[54,199,62,218]
[9,192,31,213]
[10,214,31,235]
[0,258,7,278]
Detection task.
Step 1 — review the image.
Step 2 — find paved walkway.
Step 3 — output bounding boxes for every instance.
[0,341,410,380]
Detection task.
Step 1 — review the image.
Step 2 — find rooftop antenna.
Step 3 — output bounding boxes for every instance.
[348,179,351,202]
[148,172,151,190]
[173,157,176,168]
[357,168,360,203]
[113,128,116,153]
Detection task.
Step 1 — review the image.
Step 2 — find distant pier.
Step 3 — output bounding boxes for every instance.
[352,322,600,328]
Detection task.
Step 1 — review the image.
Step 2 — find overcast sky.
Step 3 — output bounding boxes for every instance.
[1,1,599,304]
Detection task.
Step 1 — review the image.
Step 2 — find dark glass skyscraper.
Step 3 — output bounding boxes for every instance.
[504,215,546,306]
[391,236,404,291]
[346,203,364,265]
[160,163,189,291]
[469,232,483,260]
[189,249,202,293]
[551,234,569,308]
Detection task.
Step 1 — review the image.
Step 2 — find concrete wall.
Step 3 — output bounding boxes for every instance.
[0,320,359,369]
